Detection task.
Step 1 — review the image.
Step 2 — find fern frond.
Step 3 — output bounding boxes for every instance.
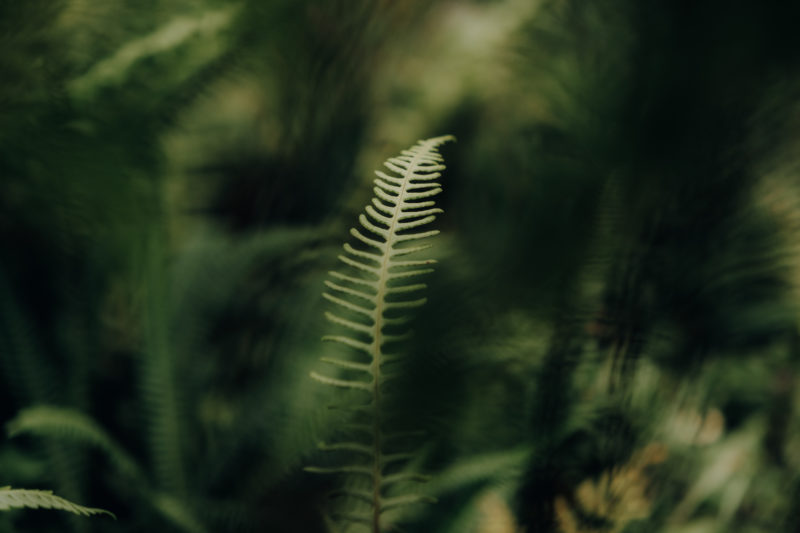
[309,135,453,532]
[0,487,114,518]
[150,493,207,533]
[7,406,143,482]
[6,406,211,532]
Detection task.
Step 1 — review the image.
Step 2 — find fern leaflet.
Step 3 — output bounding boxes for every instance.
[0,486,114,518]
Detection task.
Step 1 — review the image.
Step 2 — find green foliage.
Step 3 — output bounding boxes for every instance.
[3,1,800,532]
[8,406,142,483]
[0,487,113,519]
[307,136,453,532]
[6,403,207,532]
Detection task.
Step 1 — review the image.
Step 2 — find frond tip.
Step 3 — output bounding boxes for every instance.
[0,487,115,518]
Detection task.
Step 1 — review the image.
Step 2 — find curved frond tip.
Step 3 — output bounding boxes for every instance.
[7,406,142,481]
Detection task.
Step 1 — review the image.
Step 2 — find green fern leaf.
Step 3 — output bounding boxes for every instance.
[0,486,114,518]
[7,406,143,482]
[6,406,209,532]
[150,493,208,533]
[308,135,454,532]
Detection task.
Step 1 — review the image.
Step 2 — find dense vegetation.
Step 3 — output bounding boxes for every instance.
[2,1,800,532]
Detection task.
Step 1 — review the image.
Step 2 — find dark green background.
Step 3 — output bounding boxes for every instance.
[2,1,800,531]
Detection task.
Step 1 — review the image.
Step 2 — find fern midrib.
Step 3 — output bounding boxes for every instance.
[370,142,430,533]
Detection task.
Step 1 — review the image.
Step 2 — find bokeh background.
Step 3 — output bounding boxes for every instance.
[3,0,800,531]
